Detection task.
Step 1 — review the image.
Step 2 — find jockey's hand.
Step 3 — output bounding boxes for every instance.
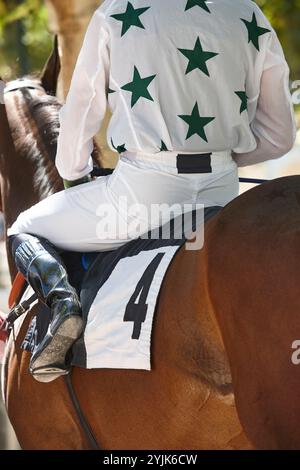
[63,174,92,189]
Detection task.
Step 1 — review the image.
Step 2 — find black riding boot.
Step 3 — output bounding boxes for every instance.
[10,234,84,383]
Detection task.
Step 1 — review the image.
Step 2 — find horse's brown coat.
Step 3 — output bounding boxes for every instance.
[206,177,300,449]
[1,42,298,450]
[3,242,250,450]
[0,92,252,449]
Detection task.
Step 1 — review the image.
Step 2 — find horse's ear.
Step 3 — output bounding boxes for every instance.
[41,35,61,96]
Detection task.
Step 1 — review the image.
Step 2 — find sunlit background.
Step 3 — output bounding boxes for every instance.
[0,0,299,450]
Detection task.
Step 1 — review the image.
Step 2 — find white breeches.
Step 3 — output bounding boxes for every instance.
[8,151,239,252]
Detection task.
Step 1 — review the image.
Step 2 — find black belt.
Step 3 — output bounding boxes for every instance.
[176,153,212,174]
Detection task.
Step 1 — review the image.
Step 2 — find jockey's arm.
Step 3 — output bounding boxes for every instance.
[55,9,110,184]
[232,30,297,168]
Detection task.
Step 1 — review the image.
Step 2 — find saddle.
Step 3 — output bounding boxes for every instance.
[1,206,221,370]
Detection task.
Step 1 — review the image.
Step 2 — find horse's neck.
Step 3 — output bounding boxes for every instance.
[1,162,38,278]
[0,106,60,278]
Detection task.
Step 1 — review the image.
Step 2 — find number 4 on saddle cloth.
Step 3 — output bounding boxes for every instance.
[4,207,220,371]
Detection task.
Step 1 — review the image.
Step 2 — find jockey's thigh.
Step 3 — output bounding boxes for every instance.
[8,151,238,252]
[8,176,123,252]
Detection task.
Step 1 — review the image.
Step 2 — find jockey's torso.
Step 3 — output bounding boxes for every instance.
[100,0,275,155]
[56,0,293,182]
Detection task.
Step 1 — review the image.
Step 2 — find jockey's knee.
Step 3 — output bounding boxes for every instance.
[7,210,32,239]
[7,210,36,256]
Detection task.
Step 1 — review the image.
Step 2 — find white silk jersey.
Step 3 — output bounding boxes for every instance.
[55,0,296,180]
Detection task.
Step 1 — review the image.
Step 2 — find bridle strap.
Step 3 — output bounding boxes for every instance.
[4,80,45,94]
[64,373,100,450]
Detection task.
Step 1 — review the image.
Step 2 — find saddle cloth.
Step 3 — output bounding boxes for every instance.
[22,207,220,371]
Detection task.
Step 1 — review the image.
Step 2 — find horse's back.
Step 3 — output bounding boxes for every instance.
[4,224,250,449]
[207,176,300,449]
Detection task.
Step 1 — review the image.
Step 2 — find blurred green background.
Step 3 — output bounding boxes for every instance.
[0,0,300,80]
[0,0,51,79]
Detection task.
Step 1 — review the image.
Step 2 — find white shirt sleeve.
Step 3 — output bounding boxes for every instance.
[233,30,297,168]
[55,10,110,181]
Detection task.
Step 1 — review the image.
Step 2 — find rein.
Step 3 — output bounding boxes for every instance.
[239,177,268,184]
[64,374,100,450]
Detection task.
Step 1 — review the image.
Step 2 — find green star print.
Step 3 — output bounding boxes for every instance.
[160,140,168,151]
[111,138,127,154]
[121,66,156,108]
[178,37,218,76]
[235,91,248,113]
[111,2,150,37]
[185,0,211,13]
[179,103,215,142]
[241,12,271,51]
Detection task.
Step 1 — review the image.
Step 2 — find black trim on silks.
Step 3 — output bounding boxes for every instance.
[176,153,212,174]
[91,166,114,178]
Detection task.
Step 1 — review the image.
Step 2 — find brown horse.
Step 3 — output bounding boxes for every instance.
[1,44,300,450]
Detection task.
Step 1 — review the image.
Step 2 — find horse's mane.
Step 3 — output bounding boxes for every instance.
[5,76,102,201]
[6,76,63,199]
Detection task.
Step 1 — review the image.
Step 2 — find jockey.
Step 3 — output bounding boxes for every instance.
[7,0,296,382]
